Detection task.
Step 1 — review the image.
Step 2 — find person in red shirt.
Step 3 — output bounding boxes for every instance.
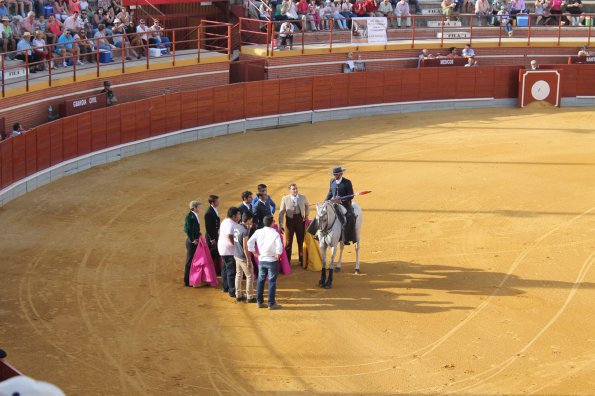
[353,0,367,16]
[363,0,377,16]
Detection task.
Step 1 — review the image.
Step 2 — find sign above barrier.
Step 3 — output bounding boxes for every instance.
[421,8,442,15]
[427,20,463,27]
[421,57,468,67]
[437,32,470,39]
[518,70,560,107]
[0,68,26,81]
[568,56,595,64]
[60,93,108,116]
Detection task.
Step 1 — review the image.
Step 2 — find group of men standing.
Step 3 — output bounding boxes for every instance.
[183,166,357,310]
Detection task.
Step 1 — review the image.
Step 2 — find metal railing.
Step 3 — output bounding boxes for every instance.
[240,13,594,56]
[0,20,232,98]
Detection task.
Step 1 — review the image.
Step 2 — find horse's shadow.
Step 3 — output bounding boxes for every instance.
[277,260,595,313]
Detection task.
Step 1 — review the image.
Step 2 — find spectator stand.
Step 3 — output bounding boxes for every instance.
[239,13,595,57]
[1,22,232,99]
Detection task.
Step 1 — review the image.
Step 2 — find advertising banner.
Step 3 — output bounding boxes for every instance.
[351,17,387,45]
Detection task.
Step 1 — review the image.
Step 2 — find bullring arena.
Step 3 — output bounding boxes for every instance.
[1,1,595,395]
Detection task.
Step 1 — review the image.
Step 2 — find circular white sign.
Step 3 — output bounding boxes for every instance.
[531,80,550,101]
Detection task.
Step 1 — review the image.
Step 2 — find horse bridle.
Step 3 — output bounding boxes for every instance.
[318,204,337,237]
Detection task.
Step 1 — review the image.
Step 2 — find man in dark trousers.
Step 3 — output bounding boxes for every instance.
[325,166,357,244]
[204,195,221,277]
[183,200,202,287]
[238,191,253,217]
[253,191,272,230]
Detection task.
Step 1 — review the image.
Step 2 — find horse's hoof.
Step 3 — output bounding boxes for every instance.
[324,284,332,289]
[335,267,341,272]
[318,281,324,288]
[354,269,360,275]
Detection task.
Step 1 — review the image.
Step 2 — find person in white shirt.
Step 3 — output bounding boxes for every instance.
[9,122,25,138]
[218,207,241,298]
[248,215,283,310]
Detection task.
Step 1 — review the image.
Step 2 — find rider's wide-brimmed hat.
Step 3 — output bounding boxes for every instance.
[330,166,347,174]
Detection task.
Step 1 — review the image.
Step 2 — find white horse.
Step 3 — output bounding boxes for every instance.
[315,201,363,289]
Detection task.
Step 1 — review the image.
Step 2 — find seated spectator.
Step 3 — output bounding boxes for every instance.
[74,28,92,63]
[549,0,563,25]
[45,14,62,44]
[509,0,528,19]
[21,11,38,34]
[564,0,584,26]
[1,16,16,57]
[31,29,49,69]
[279,19,294,49]
[309,0,322,30]
[339,0,354,29]
[446,46,460,58]
[528,59,539,70]
[343,51,355,72]
[100,80,117,105]
[136,18,149,56]
[112,19,134,60]
[128,19,144,58]
[577,45,591,57]
[475,0,491,26]
[92,7,108,34]
[69,0,81,14]
[534,0,552,25]
[15,31,42,72]
[0,1,9,19]
[377,0,395,27]
[497,5,513,36]
[116,6,130,25]
[63,10,82,33]
[321,0,332,29]
[55,28,82,66]
[491,0,509,25]
[353,0,367,18]
[53,0,69,22]
[286,0,302,30]
[80,0,89,12]
[418,48,434,67]
[465,57,478,66]
[363,0,377,16]
[330,1,347,30]
[296,0,309,28]
[149,18,170,52]
[441,0,459,22]
[93,23,115,55]
[395,0,411,28]
[16,0,33,18]
[9,122,24,138]
[10,15,23,42]
[462,43,475,58]
[259,0,272,21]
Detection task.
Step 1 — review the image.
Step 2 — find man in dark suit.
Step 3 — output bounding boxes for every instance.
[252,191,272,230]
[204,195,221,277]
[238,191,253,217]
[184,200,202,287]
[326,166,356,244]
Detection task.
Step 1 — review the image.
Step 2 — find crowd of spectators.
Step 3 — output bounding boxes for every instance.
[248,0,592,32]
[254,0,421,31]
[0,0,171,70]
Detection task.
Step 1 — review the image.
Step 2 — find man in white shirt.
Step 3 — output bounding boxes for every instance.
[248,215,283,310]
[218,207,241,298]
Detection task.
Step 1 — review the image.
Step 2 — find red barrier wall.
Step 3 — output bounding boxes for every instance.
[1,65,594,191]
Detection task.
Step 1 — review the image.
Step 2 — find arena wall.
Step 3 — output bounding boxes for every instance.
[1,64,594,206]
[0,62,230,134]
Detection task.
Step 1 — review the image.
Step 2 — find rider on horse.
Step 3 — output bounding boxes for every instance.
[326,166,357,245]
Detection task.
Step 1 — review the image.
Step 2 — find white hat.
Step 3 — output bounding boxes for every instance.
[0,376,65,396]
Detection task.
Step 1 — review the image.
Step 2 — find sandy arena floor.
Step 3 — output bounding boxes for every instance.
[1,107,594,395]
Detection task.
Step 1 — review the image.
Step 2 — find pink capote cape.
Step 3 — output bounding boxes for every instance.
[189,236,219,287]
[252,225,291,275]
